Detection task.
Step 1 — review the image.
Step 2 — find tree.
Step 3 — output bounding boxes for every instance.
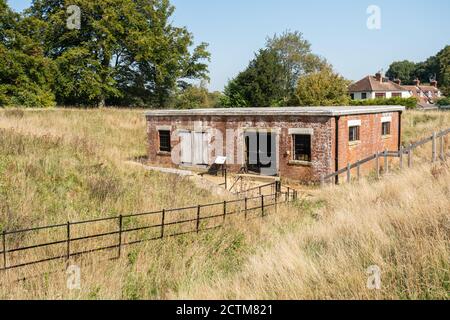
[386,60,417,84]
[220,49,285,107]
[27,0,210,107]
[0,0,55,107]
[294,66,350,106]
[266,30,327,104]
[172,81,222,109]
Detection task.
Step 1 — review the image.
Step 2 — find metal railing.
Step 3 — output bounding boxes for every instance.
[321,128,450,185]
[0,189,298,273]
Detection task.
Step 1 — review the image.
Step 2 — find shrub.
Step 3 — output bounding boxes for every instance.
[349,97,418,109]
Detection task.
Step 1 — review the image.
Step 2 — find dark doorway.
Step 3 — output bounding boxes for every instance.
[245,132,277,176]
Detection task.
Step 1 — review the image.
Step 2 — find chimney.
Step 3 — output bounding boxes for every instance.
[375,72,382,82]
[413,78,420,86]
[430,79,438,88]
[393,79,401,85]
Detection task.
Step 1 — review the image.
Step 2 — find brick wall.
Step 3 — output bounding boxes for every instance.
[146,112,401,183]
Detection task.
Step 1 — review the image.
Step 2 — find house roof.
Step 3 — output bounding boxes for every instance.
[145,106,405,117]
[348,76,408,92]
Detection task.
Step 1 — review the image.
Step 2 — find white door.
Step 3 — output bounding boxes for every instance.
[193,132,208,165]
[179,131,192,164]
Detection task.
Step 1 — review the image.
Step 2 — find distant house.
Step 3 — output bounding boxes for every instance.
[348,72,411,101]
[403,79,442,109]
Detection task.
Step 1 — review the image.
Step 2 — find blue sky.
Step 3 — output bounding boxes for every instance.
[8,0,450,91]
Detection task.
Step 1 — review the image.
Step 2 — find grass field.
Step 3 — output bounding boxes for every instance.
[0,108,449,299]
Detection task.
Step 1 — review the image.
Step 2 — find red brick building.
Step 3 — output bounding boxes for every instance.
[145,106,404,183]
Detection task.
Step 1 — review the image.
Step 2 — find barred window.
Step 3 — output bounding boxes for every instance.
[159,130,171,152]
[382,122,391,136]
[293,134,311,162]
[349,126,360,142]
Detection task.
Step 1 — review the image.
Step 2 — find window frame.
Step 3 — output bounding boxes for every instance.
[348,125,361,142]
[158,130,171,153]
[382,121,391,136]
[375,92,386,99]
[292,134,312,163]
[361,92,367,100]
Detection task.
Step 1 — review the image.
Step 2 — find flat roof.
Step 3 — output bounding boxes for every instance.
[145,106,405,117]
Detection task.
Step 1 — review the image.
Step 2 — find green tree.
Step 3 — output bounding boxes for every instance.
[0,0,55,107]
[294,66,350,106]
[28,0,210,107]
[220,49,285,107]
[172,81,222,109]
[266,30,327,104]
[386,60,417,84]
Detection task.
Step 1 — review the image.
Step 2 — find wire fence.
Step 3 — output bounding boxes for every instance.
[0,188,298,273]
[321,128,450,184]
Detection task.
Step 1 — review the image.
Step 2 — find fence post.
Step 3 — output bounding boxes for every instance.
[399,146,404,169]
[384,150,389,174]
[261,195,265,217]
[160,209,165,239]
[408,144,413,168]
[244,197,248,220]
[320,175,325,187]
[66,221,71,261]
[287,187,290,203]
[118,215,123,258]
[440,135,445,160]
[347,163,351,183]
[2,231,6,270]
[196,205,201,233]
[223,201,227,223]
[375,152,380,179]
[432,132,437,163]
[357,161,361,181]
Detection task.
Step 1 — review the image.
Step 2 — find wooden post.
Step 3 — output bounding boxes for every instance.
[320,175,325,187]
[432,132,437,163]
[375,152,380,179]
[160,209,165,239]
[408,144,413,168]
[2,231,6,270]
[261,195,264,217]
[196,205,201,233]
[347,163,351,183]
[399,146,404,169]
[384,150,389,174]
[440,135,445,160]
[287,187,290,202]
[357,161,361,181]
[66,222,71,261]
[244,197,248,220]
[118,215,123,258]
[223,201,227,223]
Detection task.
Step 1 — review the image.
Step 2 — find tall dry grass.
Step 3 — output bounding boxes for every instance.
[0,108,449,299]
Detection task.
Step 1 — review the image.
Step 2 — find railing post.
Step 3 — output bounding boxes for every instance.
[160,209,165,239]
[196,205,201,233]
[375,152,380,179]
[223,201,227,223]
[244,197,248,220]
[2,231,6,270]
[357,161,361,181]
[408,144,413,168]
[432,132,437,163]
[118,215,123,258]
[384,150,389,174]
[347,163,351,183]
[399,146,404,169]
[261,195,264,217]
[66,221,71,261]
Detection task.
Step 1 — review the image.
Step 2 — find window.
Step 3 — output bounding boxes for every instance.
[375,93,386,99]
[361,93,367,100]
[350,93,355,100]
[159,130,171,152]
[349,126,360,142]
[392,92,401,97]
[293,134,311,162]
[382,122,391,136]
